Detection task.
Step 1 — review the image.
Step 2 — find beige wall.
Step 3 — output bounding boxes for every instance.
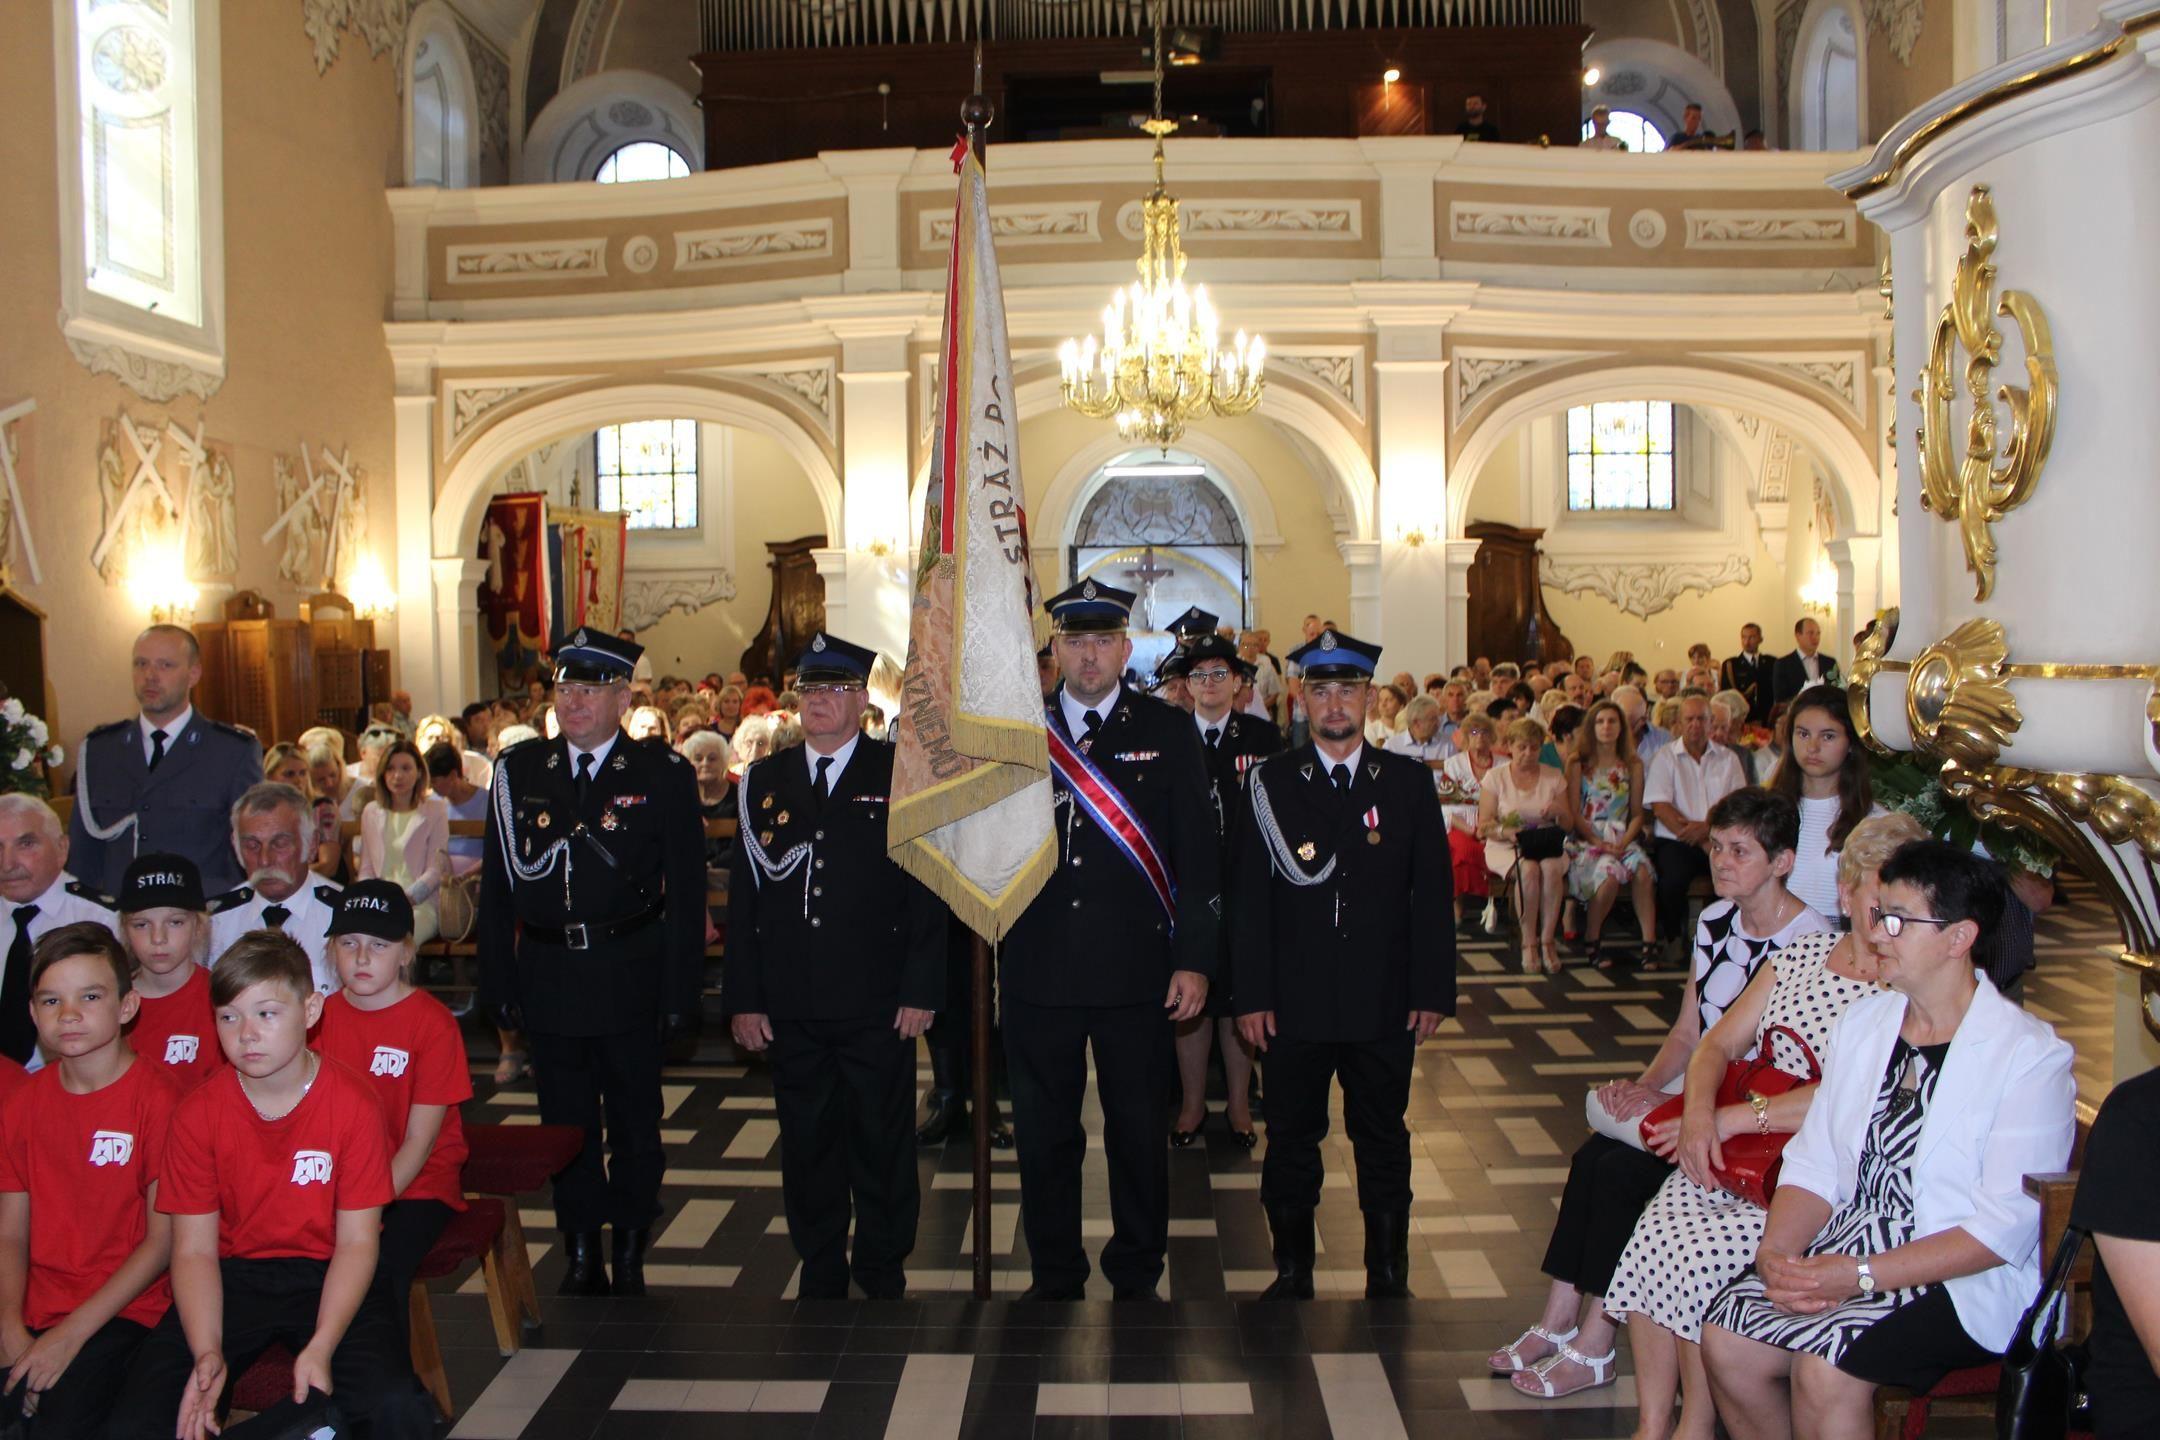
[1867,0,1956,126]
[0,0,400,765]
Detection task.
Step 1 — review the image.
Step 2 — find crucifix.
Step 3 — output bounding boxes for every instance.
[90,413,180,571]
[1121,545,1175,631]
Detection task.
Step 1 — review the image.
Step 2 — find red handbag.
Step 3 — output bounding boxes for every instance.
[1639,1023,1822,1207]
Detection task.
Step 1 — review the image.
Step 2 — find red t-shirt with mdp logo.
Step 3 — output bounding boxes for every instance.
[128,967,226,1091]
[313,990,470,1211]
[158,1057,393,1260]
[0,1058,179,1329]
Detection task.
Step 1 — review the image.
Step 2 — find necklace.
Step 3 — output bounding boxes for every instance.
[237,1050,318,1123]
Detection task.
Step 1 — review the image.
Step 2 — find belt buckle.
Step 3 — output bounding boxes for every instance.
[565,922,590,950]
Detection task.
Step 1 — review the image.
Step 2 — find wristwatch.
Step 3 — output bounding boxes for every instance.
[1855,1260,1877,1296]
[1747,1091,1771,1134]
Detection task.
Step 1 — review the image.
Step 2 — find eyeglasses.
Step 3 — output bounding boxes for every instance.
[1187,667,1232,684]
[1868,905,1954,938]
[797,682,864,698]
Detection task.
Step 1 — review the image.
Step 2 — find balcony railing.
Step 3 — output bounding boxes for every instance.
[697,0,1582,52]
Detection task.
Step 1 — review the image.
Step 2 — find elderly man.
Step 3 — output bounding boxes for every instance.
[0,795,118,1064]
[1642,695,1747,961]
[68,625,260,896]
[1774,617,1842,703]
[210,782,344,995]
[1613,684,1670,761]
[1436,681,1470,750]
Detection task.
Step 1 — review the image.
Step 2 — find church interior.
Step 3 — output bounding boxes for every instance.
[2,0,2158,1435]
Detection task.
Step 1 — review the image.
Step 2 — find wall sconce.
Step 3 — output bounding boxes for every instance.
[1799,561,1837,616]
[127,542,198,623]
[348,554,398,621]
[855,532,904,560]
[1392,524,1430,549]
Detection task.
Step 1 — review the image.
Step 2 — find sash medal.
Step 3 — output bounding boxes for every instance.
[1043,717,1177,931]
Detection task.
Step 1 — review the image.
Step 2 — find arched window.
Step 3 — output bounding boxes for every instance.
[595,141,690,184]
[596,420,699,529]
[1581,110,1667,153]
[1070,456,1247,673]
[1566,402,1676,511]
[405,14,477,189]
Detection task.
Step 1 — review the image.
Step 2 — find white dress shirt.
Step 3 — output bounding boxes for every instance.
[1800,650,1824,684]
[804,731,860,791]
[1642,740,1747,841]
[566,732,620,783]
[141,707,194,767]
[210,877,343,996]
[1059,687,1118,740]
[1314,743,1365,786]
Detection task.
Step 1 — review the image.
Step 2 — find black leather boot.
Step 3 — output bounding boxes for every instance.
[558,1231,610,1296]
[611,1225,650,1298]
[1259,1204,1315,1300]
[1363,1209,1412,1299]
[915,1043,961,1146]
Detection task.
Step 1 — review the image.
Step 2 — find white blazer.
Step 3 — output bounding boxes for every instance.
[359,793,450,906]
[1776,976,2075,1352]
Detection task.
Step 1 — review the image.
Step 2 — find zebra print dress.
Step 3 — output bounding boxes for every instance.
[1702,1037,1952,1364]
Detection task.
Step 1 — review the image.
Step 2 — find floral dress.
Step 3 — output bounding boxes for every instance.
[1566,761,1651,900]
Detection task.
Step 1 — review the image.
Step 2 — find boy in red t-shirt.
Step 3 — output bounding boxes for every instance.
[0,923,176,1437]
[314,881,471,1343]
[117,854,225,1091]
[103,930,430,1440]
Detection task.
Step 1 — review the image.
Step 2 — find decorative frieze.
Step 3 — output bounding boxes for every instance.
[445,238,609,283]
[1539,554,1753,618]
[1450,350,1604,415]
[1448,202,1610,247]
[1270,351,1364,419]
[619,569,738,632]
[923,203,1099,249]
[441,376,592,453]
[1118,200,1362,242]
[1684,210,1858,248]
[673,219,835,272]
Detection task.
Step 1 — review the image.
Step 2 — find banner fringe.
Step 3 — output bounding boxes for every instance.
[893,831,1057,943]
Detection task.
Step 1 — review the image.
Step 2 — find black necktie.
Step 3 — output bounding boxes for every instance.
[261,904,290,930]
[1330,763,1351,792]
[1205,727,1222,751]
[1,906,39,1063]
[148,729,168,772]
[813,755,832,804]
[576,752,595,806]
[1081,710,1102,752]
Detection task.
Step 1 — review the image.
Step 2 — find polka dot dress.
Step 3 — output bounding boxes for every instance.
[1603,931,1878,1342]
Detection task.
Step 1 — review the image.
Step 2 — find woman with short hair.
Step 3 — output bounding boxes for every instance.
[1480,715,1572,975]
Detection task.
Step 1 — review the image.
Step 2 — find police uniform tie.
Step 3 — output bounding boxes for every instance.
[1081,709,1103,753]
[1,906,38,1063]
[148,728,169,772]
[261,904,291,930]
[576,751,595,806]
[813,754,833,806]
[1205,726,1222,751]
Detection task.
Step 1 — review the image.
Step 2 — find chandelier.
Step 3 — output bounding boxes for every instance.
[1056,5,1264,450]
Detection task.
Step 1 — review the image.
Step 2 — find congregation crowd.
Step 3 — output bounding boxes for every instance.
[0,603,2149,1440]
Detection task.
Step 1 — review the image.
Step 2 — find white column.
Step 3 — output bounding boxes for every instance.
[1443,538,1480,672]
[432,557,487,709]
[830,313,920,661]
[1826,535,1881,666]
[823,148,915,295]
[1365,302,1459,679]
[812,547,851,646]
[1357,141,1444,282]
[391,389,442,712]
[1339,540,1382,639]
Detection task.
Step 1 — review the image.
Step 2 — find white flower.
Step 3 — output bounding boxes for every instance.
[45,745,63,766]
[24,717,46,746]
[9,749,29,772]
[0,699,21,724]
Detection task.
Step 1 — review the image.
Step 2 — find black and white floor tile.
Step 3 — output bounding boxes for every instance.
[424,878,2124,1439]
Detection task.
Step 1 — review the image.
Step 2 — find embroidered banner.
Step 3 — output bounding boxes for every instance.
[477,492,549,695]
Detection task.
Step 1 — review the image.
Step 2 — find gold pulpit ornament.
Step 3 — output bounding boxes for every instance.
[1916,185,2058,601]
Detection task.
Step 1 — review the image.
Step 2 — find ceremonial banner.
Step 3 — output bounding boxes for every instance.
[887,141,1055,941]
[547,506,628,640]
[477,492,549,694]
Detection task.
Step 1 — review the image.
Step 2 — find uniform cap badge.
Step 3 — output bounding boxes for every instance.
[811,635,827,652]
[1081,579,1098,599]
[1319,632,1337,652]
[573,628,589,647]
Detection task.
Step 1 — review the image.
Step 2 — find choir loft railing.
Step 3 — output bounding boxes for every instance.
[699,0,1582,51]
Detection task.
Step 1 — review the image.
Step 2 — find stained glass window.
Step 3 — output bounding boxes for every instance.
[595,141,690,183]
[596,420,698,529]
[1566,401,1675,512]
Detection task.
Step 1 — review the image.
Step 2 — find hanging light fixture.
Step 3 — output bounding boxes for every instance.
[1057,2,1264,451]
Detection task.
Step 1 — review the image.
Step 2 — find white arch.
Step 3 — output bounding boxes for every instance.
[403,4,480,188]
[1446,363,1879,542]
[1789,0,1867,151]
[520,69,705,184]
[1583,37,1744,140]
[1039,433,1284,558]
[433,382,843,560]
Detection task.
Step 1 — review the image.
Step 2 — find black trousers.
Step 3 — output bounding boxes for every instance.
[924,926,999,1102]
[1540,1134,1672,1298]
[1652,837,1711,946]
[105,1258,431,1440]
[0,1313,148,1438]
[1002,998,1169,1294]
[529,1026,666,1232]
[1258,1032,1415,1213]
[370,1199,453,1349]
[769,1016,920,1299]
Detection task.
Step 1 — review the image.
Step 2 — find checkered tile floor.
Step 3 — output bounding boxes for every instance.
[425,876,2125,1438]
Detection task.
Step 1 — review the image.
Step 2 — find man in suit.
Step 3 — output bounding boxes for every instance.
[726,632,947,1300]
[1234,630,1455,1299]
[1773,616,1842,704]
[69,625,261,895]
[1004,578,1220,1301]
[1720,622,1775,726]
[480,629,706,1297]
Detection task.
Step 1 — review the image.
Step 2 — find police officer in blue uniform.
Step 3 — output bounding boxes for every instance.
[725,632,948,1299]
[1234,629,1456,1299]
[69,625,261,896]
[479,629,705,1297]
[1003,579,1221,1301]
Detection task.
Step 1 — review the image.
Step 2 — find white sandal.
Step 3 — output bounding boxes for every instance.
[1488,1323,1578,1374]
[1511,1340,1618,1398]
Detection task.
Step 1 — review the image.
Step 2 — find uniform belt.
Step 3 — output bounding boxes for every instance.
[523,899,664,951]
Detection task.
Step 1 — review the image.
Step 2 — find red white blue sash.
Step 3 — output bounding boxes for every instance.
[1045,717,1177,929]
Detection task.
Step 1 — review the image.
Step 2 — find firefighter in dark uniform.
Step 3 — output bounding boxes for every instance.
[1172,632,1282,1149]
[1003,579,1221,1301]
[479,629,705,1297]
[1150,646,1193,711]
[1233,629,1456,1300]
[724,632,948,1299]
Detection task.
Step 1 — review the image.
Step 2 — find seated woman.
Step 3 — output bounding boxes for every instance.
[1439,713,1500,934]
[1702,841,2076,1440]
[625,704,670,742]
[1363,682,1407,746]
[2072,1062,2160,1439]
[1479,716,1571,975]
[1766,685,1879,924]
[1493,788,1830,1399]
[1603,812,1923,1439]
[358,739,450,946]
[1564,700,1657,970]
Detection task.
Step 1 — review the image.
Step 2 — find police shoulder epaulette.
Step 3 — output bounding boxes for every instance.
[498,735,542,758]
[205,718,258,743]
[64,879,116,909]
[313,883,343,905]
[666,749,687,764]
[87,718,133,739]
[206,886,254,914]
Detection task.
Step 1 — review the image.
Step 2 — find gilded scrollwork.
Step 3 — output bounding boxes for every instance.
[1903,616,2021,771]
[1846,606,1900,757]
[1916,185,2058,601]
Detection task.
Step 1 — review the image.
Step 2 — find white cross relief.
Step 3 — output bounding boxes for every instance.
[0,398,40,585]
[316,445,360,588]
[164,419,209,563]
[89,413,180,571]
[262,444,332,547]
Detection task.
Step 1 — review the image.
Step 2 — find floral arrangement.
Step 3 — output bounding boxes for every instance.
[1868,747,2058,879]
[0,697,64,798]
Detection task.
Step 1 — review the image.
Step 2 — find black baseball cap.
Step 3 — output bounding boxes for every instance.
[327,880,415,941]
[120,854,205,913]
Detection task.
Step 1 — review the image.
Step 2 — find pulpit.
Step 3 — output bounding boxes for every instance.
[1463,522,1573,668]
[740,536,827,684]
